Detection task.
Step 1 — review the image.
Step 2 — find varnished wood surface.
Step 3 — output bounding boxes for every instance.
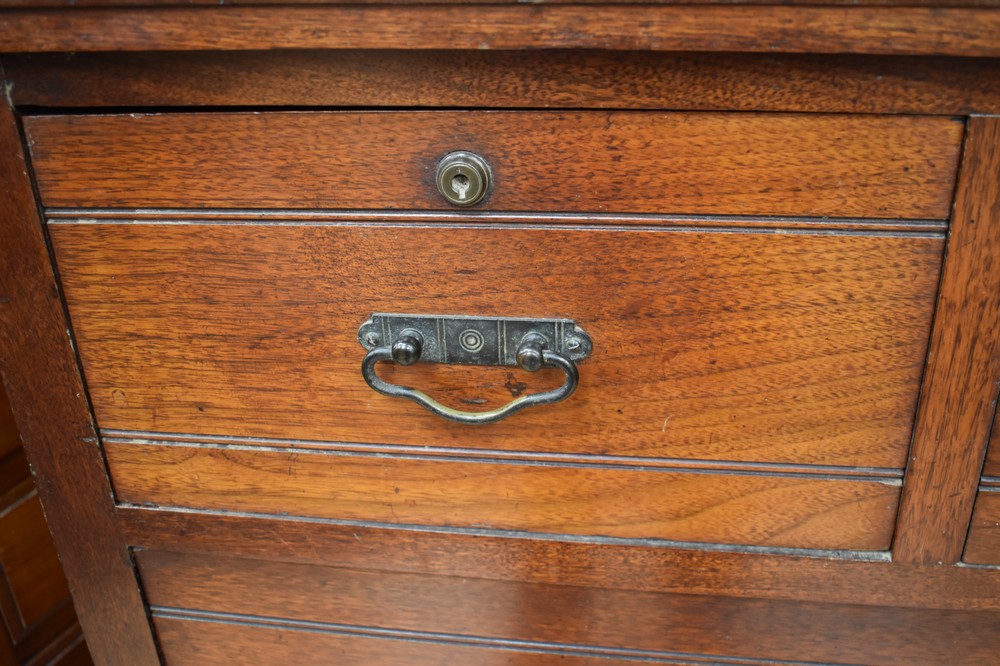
[965,489,1000,565]
[50,222,944,467]
[8,51,1000,116]
[106,440,899,549]
[6,0,1000,6]
[25,111,962,219]
[138,549,1000,665]
[2,6,1000,56]
[154,617,718,666]
[121,508,1000,612]
[983,405,1000,478]
[0,84,158,664]
[893,117,1000,565]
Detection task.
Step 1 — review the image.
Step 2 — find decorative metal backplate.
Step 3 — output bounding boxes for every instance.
[357,314,592,366]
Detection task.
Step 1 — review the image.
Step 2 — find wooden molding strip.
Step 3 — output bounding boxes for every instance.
[0,6,999,56]
[45,210,950,235]
[101,431,904,480]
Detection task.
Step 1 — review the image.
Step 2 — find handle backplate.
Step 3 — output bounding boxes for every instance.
[357,313,592,424]
[358,313,592,366]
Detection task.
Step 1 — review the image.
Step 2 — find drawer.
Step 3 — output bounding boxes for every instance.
[50,223,941,468]
[25,111,962,218]
[50,221,940,550]
[137,549,1000,665]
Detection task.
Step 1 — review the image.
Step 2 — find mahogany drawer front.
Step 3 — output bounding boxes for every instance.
[137,550,1000,665]
[49,222,942,468]
[26,111,962,218]
[105,438,898,550]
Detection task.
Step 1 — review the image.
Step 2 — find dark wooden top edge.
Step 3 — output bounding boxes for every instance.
[44,210,949,235]
[0,6,998,56]
[102,431,905,480]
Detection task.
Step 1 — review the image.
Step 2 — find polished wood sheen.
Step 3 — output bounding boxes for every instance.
[1,6,999,56]
[120,508,1000,612]
[106,440,899,549]
[137,550,1000,665]
[25,112,962,219]
[7,51,1000,116]
[152,618,698,666]
[49,223,944,467]
[893,117,1000,565]
[0,84,159,665]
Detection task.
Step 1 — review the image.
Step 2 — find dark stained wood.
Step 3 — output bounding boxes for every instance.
[893,117,1000,565]
[138,549,1000,665]
[6,0,1000,6]
[17,601,88,666]
[25,111,962,219]
[121,508,1000,612]
[105,440,900,550]
[0,492,72,636]
[983,405,1000,478]
[49,223,944,468]
[154,617,670,666]
[965,489,1000,565]
[7,51,1000,116]
[0,380,18,463]
[26,622,91,666]
[0,85,158,664]
[1,6,1000,56]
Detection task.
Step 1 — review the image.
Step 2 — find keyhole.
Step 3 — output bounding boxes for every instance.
[451,173,471,200]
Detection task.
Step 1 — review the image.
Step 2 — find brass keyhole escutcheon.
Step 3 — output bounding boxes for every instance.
[436,151,491,207]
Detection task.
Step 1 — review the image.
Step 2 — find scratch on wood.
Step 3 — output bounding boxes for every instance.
[662,416,672,432]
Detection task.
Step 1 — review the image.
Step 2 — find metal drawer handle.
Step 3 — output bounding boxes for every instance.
[358,314,592,425]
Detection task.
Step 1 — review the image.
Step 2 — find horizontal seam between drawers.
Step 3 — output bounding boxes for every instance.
[44,209,948,236]
[121,504,892,562]
[102,431,903,483]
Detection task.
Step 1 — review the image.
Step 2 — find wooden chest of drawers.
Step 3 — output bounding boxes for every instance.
[1,5,999,664]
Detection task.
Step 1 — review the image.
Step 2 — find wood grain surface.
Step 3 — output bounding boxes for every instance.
[983,406,1000,478]
[152,617,697,666]
[1,6,1000,56]
[6,0,1000,6]
[0,83,158,665]
[105,440,899,550]
[25,111,963,219]
[893,117,1000,565]
[139,550,1000,665]
[8,51,1000,116]
[120,507,1000,611]
[50,223,944,467]
[964,489,1000,566]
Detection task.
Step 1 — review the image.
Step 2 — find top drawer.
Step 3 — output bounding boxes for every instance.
[25,111,962,218]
